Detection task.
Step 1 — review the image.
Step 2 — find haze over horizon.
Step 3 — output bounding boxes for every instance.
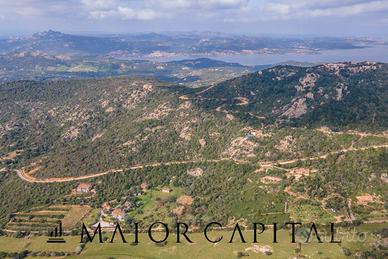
[0,0,388,38]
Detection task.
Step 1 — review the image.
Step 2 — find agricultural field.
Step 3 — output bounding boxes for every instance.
[0,223,386,258]
[4,205,91,233]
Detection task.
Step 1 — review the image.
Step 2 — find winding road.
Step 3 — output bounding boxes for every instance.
[14,143,388,184]
[15,158,234,183]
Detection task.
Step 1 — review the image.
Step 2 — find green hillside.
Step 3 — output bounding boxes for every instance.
[195,62,388,129]
[0,63,387,236]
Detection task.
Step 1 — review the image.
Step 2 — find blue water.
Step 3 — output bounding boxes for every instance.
[146,45,388,66]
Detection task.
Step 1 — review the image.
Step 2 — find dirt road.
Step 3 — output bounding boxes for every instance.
[258,144,388,167]
[16,158,232,183]
[15,144,388,184]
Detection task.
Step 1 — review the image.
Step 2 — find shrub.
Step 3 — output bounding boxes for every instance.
[75,245,84,255]
[342,247,352,256]
[155,241,167,247]
[14,231,24,238]
[236,251,249,257]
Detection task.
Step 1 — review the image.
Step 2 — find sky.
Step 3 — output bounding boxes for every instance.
[0,0,387,37]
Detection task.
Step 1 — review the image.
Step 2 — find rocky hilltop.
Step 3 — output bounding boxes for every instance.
[195,62,388,128]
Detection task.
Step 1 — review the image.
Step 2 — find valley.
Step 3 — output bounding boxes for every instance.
[0,60,387,258]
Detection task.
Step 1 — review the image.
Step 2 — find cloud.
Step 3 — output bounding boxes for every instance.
[81,0,164,20]
[0,0,387,36]
[308,0,388,17]
[219,0,388,23]
[88,9,117,19]
[150,0,249,9]
[0,0,82,21]
[81,0,249,20]
[14,6,44,16]
[260,0,388,19]
[81,0,118,10]
[117,7,160,20]
[264,3,290,15]
[3,0,384,23]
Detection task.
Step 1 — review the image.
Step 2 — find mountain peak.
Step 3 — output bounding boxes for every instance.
[196,62,388,128]
[33,30,65,39]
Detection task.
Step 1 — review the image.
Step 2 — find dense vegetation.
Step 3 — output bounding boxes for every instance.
[0,62,387,258]
[196,62,388,129]
[0,173,72,227]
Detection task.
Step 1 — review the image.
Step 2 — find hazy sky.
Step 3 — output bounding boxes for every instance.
[0,0,387,37]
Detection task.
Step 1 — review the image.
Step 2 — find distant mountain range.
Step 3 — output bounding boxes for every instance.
[0,30,375,57]
[0,53,256,85]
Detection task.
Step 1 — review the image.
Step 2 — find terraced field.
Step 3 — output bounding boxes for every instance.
[5,205,91,233]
